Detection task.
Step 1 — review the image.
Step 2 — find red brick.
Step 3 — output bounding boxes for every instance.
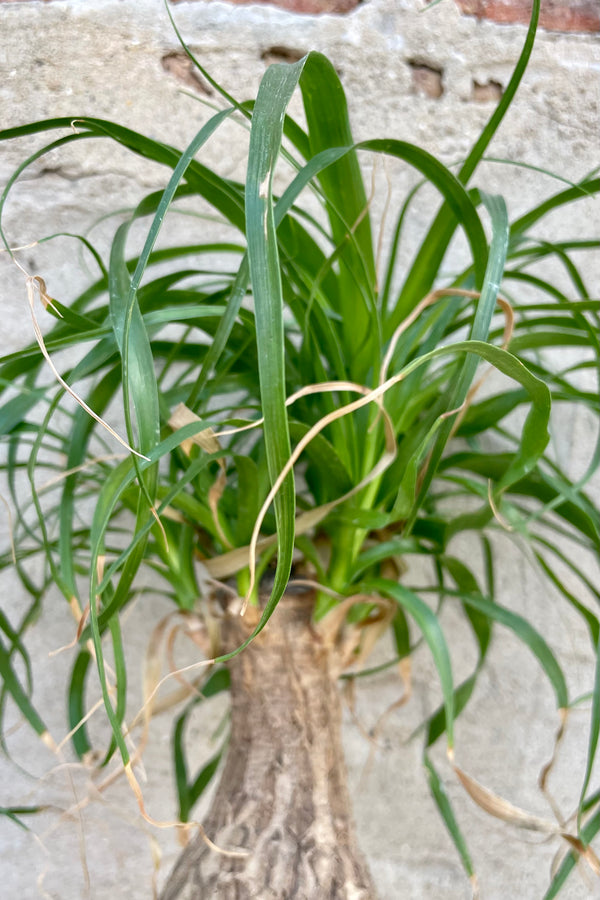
[455,0,600,33]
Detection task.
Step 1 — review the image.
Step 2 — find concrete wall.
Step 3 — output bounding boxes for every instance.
[0,1,598,897]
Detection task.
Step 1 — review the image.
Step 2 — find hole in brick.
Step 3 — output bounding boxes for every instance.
[408,61,444,99]
[261,46,342,77]
[261,46,306,65]
[161,52,213,95]
[472,79,503,102]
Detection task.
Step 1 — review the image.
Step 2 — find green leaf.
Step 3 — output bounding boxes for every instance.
[424,675,478,749]
[0,805,47,831]
[0,634,47,739]
[457,593,568,710]
[403,193,510,532]
[424,754,475,879]
[367,577,455,749]
[300,53,376,378]
[443,559,491,650]
[394,0,540,320]
[68,651,93,759]
[172,668,230,821]
[187,751,223,817]
[244,58,306,636]
[233,454,261,545]
[578,633,600,832]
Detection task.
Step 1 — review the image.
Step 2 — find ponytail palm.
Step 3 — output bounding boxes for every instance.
[0,2,598,896]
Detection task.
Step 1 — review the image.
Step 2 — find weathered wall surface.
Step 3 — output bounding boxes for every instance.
[0,1,598,898]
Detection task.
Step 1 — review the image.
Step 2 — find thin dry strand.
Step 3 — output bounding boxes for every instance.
[124,761,249,857]
[22,272,149,461]
[239,379,397,612]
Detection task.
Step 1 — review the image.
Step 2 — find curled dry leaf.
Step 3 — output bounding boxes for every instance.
[316,593,396,676]
[168,403,222,456]
[538,708,569,826]
[453,763,560,833]
[454,761,600,879]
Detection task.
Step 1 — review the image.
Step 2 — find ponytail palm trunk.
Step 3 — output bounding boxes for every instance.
[160,589,376,900]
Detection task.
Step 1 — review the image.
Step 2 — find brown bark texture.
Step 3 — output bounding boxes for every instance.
[160,590,377,899]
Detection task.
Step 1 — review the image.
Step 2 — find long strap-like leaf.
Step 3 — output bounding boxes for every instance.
[244,58,308,636]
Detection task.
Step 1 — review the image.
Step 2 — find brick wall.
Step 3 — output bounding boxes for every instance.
[170,0,600,33]
[2,0,598,33]
[455,0,599,32]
